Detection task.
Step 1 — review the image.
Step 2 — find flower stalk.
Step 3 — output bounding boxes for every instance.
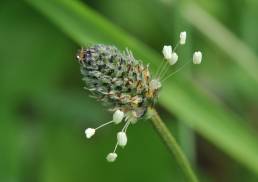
[149,108,198,182]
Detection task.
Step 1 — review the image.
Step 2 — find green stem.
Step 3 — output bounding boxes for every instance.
[149,108,198,182]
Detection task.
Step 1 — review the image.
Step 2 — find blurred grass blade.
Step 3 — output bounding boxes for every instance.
[25,0,258,174]
[182,3,258,84]
[160,79,258,173]
[33,90,109,123]
[25,0,160,69]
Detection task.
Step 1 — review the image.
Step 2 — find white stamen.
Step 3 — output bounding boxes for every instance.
[150,79,162,90]
[180,31,187,45]
[117,131,127,147]
[168,52,178,65]
[106,153,117,162]
[128,117,137,124]
[85,128,95,139]
[162,45,172,60]
[113,110,124,124]
[193,51,202,64]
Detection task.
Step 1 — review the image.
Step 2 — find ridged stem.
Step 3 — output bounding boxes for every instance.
[149,108,198,182]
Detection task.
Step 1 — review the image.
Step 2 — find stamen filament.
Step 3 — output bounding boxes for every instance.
[173,42,180,52]
[157,61,169,79]
[125,122,130,132]
[113,142,118,153]
[161,59,191,83]
[155,58,166,78]
[159,63,171,80]
[122,121,130,132]
[95,120,114,130]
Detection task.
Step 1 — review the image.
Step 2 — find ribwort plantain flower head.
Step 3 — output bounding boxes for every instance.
[77,44,160,119]
[76,32,202,162]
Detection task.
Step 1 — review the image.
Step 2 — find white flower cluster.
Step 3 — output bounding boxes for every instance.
[158,31,203,82]
[162,31,202,66]
[162,31,187,66]
[85,109,131,162]
[162,45,178,65]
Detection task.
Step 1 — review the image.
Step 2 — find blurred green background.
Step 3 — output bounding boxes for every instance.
[1,0,258,181]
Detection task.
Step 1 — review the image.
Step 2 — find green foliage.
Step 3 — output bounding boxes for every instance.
[25,0,258,174]
[1,0,258,181]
